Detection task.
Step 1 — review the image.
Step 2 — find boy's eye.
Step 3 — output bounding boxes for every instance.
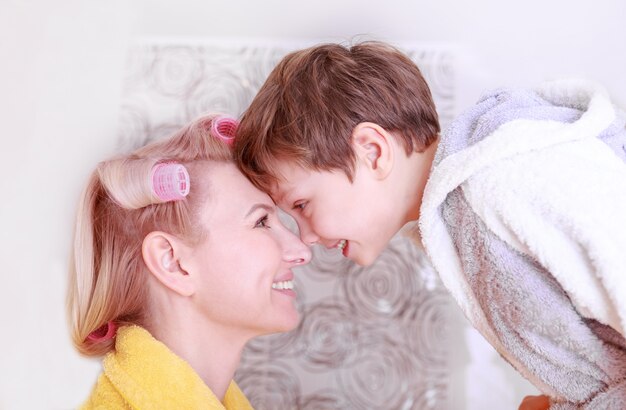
[255,214,270,228]
[293,201,307,211]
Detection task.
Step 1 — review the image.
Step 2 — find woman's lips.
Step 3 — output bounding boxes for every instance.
[272,272,296,297]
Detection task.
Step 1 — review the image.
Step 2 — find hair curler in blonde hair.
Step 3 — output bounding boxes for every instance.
[97,158,190,210]
[151,162,190,202]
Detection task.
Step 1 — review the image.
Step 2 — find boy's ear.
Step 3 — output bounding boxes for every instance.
[351,122,394,179]
[142,231,195,297]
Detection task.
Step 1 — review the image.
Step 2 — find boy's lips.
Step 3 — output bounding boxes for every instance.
[327,239,349,257]
[340,240,349,257]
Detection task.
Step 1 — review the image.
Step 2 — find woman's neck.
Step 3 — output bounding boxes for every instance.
[148,308,250,401]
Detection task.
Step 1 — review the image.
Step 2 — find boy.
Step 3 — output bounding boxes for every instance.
[234,42,626,408]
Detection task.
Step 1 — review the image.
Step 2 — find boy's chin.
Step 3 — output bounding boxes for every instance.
[351,248,385,267]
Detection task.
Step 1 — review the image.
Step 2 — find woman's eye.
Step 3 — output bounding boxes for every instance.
[255,214,270,228]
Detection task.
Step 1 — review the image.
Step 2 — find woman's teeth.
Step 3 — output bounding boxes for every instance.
[337,239,347,251]
[272,280,294,290]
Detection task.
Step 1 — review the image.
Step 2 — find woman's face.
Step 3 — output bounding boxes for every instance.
[185,162,311,337]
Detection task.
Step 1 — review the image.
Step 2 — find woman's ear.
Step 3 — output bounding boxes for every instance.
[351,122,394,179]
[142,231,195,297]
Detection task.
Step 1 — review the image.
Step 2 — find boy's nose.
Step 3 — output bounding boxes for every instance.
[298,221,320,246]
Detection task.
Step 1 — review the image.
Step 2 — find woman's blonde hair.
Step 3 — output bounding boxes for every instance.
[67,115,232,357]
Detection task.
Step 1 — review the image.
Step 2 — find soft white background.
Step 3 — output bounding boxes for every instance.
[1,1,624,409]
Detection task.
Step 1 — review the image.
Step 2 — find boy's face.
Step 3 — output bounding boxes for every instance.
[270,160,406,266]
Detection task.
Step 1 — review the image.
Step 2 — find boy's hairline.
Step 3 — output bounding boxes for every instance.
[244,153,356,197]
[242,124,437,196]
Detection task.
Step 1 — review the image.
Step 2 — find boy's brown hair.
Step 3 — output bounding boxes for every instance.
[235,41,440,192]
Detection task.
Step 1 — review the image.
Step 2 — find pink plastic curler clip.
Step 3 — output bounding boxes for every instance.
[211,115,239,145]
[87,321,117,342]
[152,162,190,202]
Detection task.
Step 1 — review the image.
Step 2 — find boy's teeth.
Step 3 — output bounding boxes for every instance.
[272,280,294,290]
[337,239,347,250]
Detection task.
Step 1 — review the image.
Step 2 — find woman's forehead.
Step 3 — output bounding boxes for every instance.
[195,162,273,218]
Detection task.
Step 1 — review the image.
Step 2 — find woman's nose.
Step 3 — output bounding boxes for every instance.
[284,231,312,266]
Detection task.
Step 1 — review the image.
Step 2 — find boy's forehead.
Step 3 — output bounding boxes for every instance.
[270,160,345,203]
[272,160,303,183]
[269,160,313,202]
[269,177,295,204]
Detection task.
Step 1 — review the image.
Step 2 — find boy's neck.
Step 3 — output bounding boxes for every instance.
[404,136,439,223]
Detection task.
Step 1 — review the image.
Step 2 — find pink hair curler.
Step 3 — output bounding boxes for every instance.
[211,115,239,145]
[152,162,190,202]
[87,321,117,342]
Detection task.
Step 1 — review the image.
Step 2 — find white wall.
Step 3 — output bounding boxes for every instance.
[1,0,624,408]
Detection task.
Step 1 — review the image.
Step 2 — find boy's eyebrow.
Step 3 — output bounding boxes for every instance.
[272,186,293,205]
[245,203,275,218]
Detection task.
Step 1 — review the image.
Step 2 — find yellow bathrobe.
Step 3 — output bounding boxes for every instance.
[82,326,254,409]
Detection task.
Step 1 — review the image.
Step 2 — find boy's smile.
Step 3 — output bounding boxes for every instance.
[336,239,348,256]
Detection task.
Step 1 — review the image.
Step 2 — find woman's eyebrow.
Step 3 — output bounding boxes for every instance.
[245,203,275,218]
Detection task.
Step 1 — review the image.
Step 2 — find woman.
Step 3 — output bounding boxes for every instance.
[67,114,311,409]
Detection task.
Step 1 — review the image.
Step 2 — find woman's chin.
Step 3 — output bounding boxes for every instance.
[262,311,300,336]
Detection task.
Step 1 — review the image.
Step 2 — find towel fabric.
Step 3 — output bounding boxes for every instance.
[413,79,626,408]
[81,326,253,410]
